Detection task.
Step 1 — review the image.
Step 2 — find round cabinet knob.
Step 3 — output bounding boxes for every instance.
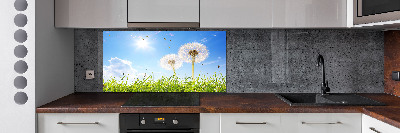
[141,120,146,125]
[173,119,178,125]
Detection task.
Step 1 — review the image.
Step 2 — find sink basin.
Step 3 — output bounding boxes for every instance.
[275,93,385,106]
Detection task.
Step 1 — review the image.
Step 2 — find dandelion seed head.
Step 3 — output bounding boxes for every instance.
[178,42,209,63]
[160,54,183,70]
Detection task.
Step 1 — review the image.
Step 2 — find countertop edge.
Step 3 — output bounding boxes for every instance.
[35,93,400,129]
[363,107,400,129]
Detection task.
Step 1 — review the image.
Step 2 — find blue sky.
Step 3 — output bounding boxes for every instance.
[103,31,226,82]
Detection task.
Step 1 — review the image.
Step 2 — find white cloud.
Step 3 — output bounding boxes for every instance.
[202,60,219,65]
[167,33,174,36]
[213,34,217,36]
[201,38,208,43]
[203,57,223,65]
[103,57,141,84]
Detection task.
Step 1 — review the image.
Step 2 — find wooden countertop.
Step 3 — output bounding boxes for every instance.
[37,93,400,128]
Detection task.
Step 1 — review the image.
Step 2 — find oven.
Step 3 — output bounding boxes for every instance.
[120,114,199,133]
[354,0,400,25]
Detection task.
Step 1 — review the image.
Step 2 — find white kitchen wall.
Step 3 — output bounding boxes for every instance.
[36,0,74,107]
[0,0,35,132]
[1,0,74,132]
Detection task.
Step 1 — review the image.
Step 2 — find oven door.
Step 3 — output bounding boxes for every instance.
[126,129,199,133]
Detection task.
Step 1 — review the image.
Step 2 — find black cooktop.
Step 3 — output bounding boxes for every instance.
[121,93,200,107]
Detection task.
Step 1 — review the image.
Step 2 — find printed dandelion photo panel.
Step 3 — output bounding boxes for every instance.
[103,31,226,92]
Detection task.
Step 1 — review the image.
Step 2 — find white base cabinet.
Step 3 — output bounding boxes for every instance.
[200,113,220,133]
[38,113,119,133]
[38,113,400,133]
[282,113,361,133]
[221,113,281,133]
[201,113,361,133]
[362,114,400,133]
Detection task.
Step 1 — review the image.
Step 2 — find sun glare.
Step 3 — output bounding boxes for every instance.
[134,39,150,49]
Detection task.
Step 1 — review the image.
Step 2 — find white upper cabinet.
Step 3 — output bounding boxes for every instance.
[200,0,273,28]
[55,0,127,28]
[128,0,199,23]
[273,0,348,28]
[201,0,350,28]
[54,0,351,28]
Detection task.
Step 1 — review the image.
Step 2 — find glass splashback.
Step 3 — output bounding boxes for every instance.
[103,31,226,92]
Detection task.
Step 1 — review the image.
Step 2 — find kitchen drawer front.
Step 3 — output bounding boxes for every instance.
[281,113,361,133]
[362,114,400,133]
[297,113,361,133]
[38,113,119,133]
[220,113,280,133]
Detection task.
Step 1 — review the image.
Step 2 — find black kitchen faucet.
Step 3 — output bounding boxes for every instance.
[317,54,330,95]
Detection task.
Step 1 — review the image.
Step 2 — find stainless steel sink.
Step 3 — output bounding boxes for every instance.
[275,93,385,106]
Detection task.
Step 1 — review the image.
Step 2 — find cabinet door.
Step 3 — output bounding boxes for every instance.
[362,114,400,133]
[55,0,127,28]
[311,0,347,27]
[220,113,280,133]
[281,113,361,133]
[200,0,273,28]
[128,0,199,22]
[273,0,347,28]
[38,113,119,133]
[200,113,220,133]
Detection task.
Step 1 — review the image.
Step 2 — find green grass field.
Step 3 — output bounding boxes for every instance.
[103,73,226,92]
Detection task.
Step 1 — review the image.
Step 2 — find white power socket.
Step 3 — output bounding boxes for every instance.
[86,70,95,79]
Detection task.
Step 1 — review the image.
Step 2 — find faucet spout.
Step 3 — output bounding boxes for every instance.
[317,54,330,95]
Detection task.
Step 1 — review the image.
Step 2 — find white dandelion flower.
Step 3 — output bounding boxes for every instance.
[178,42,209,80]
[160,54,182,76]
[178,42,209,63]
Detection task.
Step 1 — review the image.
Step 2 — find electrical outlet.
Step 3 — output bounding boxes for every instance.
[393,71,400,81]
[86,70,95,79]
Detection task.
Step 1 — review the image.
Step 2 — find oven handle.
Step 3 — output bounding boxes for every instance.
[126,129,198,133]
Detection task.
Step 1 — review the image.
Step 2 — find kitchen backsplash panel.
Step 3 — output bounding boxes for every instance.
[75,29,384,93]
[384,31,400,96]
